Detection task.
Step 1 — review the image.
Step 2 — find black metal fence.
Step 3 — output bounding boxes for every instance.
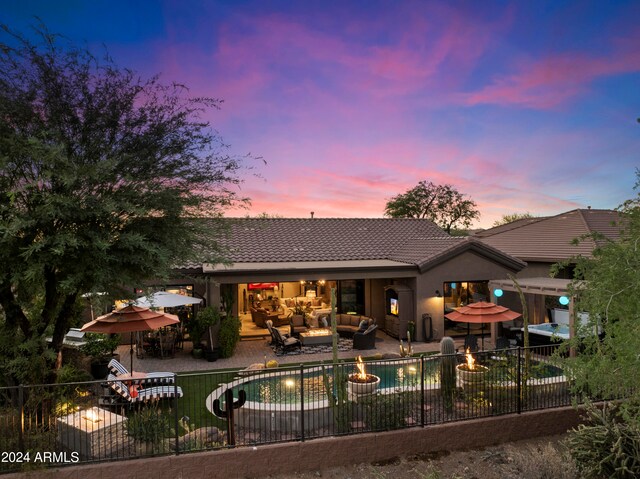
[0,344,572,474]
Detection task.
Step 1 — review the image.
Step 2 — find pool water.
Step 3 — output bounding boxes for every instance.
[228,357,565,405]
[233,362,439,405]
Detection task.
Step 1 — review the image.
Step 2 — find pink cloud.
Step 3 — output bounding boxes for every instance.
[462,33,640,109]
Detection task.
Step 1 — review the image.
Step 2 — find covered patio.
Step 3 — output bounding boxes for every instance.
[488,277,574,347]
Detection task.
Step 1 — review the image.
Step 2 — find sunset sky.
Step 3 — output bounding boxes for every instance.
[4,0,640,227]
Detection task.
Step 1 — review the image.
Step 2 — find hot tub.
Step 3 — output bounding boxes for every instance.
[522,323,569,346]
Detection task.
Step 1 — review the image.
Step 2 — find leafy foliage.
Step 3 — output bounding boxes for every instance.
[560,169,640,474]
[80,333,120,361]
[492,212,535,227]
[218,315,241,358]
[0,23,249,383]
[561,170,640,411]
[384,180,479,233]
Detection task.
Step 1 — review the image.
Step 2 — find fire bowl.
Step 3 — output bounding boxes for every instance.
[347,374,381,395]
[456,364,489,383]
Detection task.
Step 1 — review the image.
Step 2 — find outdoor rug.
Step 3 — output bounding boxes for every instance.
[272,337,353,356]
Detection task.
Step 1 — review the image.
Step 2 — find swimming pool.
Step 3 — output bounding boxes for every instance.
[206,355,566,435]
[227,361,438,405]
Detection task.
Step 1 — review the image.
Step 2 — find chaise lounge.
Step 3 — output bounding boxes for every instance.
[107,358,176,385]
[106,374,183,404]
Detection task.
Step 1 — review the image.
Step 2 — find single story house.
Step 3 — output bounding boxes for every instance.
[172,218,526,342]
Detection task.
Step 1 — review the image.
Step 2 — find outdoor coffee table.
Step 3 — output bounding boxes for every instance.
[299,328,334,346]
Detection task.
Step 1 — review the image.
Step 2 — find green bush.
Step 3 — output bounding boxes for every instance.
[126,404,174,452]
[80,333,120,361]
[218,315,241,358]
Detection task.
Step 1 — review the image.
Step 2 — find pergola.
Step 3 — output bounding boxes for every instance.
[487,277,575,346]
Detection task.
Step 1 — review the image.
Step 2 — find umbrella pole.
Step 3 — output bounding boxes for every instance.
[130,332,134,373]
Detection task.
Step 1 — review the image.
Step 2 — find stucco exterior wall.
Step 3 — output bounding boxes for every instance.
[415,251,522,341]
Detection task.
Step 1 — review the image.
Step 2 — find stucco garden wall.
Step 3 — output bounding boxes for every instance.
[9,406,582,479]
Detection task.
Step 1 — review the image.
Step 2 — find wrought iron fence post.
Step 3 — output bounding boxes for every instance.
[18,384,24,451]
[174,381,180,455]
[300,364,305,442]
[420,356,425,427]
[516,347,522,414]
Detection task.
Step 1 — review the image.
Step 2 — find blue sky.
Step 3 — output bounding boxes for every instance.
[3,0,639,226]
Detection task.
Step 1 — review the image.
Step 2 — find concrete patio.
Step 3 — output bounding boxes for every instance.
[122,327,466,374]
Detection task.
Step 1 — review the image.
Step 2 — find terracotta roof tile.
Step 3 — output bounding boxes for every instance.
[477,209,622,262]
[176,218,525,273]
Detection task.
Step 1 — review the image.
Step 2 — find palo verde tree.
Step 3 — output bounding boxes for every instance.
[0,24,250,384]
[384,180,480,233]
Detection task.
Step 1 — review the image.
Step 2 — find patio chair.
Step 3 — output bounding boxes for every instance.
[353,324,378,350]
[158,329,177,359]
[107,358,176,385]
[106,374,183,404]
[494,337,510,350]
[266,320,301,353]
[464,334,479,352]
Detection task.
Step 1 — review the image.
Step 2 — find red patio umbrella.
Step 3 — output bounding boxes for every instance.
[81,305,179,372]
[445,301,521,349]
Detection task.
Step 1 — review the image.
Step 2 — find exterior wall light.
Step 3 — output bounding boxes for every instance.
[559,296,570,305]
[435,290,442,298]
[494,288,504,298]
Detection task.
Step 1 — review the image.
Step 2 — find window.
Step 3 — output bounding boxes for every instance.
[338,280,364,315]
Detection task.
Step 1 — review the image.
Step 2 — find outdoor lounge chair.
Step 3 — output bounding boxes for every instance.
[107,358,176,385]
[106,374,183,404]
[353,324,378,350]
[266,320,301,353]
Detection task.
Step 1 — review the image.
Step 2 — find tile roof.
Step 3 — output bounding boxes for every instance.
[180,218,525,273]
[476,209,622,262]
[217,217,450,263]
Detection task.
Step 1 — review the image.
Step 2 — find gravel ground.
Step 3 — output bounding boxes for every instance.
[259,435,573,479]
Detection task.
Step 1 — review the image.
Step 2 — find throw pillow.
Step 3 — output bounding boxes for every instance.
[363,324,377,335]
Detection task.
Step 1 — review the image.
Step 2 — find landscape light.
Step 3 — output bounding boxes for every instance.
[559,296,570,306]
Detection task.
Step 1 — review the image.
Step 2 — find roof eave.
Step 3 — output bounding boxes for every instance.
[417,239,527,274]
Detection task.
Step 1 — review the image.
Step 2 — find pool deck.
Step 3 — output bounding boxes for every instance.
[121,329,468,374]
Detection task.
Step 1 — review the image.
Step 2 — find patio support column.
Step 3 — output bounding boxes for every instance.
[569,298,576,357]
[489,290,498,348]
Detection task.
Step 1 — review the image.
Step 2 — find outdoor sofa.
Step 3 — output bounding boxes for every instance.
[316,314,376,337]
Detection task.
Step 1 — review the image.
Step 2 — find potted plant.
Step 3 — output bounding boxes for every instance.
[81,333,121,379]
[197,306,221,361]
[187,316,205,359]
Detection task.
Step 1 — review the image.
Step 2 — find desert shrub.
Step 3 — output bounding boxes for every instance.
[501,441,577,479]
[565,402,640,479]
[126,402,175,453]
[218,315,241,358]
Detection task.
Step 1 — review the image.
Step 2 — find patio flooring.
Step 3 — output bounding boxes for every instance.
[121,325,466,374]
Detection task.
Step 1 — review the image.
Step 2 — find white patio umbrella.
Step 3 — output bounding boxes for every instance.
[133,291,203,308]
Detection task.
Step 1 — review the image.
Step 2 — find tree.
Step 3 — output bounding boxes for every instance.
[384,180,480,233]
[492,212,535,227]
[563,171,640,409]
[0,24,249,384]
[561,169,640,476]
